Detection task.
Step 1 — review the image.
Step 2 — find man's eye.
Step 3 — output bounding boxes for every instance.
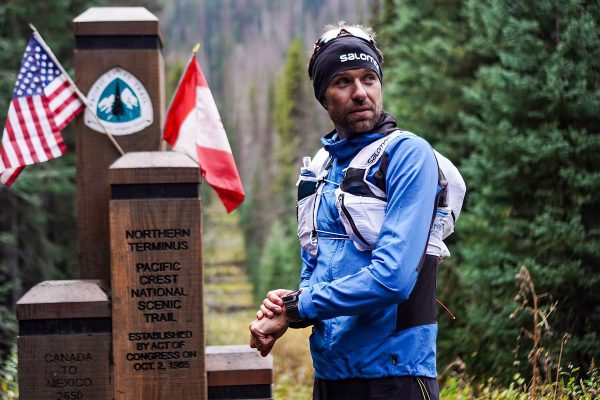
[363,74,377,82]
[335,78,349,86]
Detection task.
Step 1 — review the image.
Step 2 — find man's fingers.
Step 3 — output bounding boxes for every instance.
[249,321,272,351]
[258,337,276,357]
[260,304,278,318]
[256,333,275,349]
[260,342,275,357]
[256,309,264,319]
[267,290,286,306]
[250,314,288,356]
[252,327,276,351]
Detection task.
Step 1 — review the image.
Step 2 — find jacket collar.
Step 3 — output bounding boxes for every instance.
[321,111,398,162]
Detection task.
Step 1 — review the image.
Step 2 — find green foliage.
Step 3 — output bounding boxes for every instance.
[374,0,477,159]
[376,0,600,386]
[374,0,479,373]
[456,0,600,383]
[0,0,99,369]
[242,38,312,300]
[256,217,302,298]
[0,345,18,400]
[439,368,600,399]
[165,58,184,109]
[237,172,266,298]
[272,38,310,206]
[560,366,600,399]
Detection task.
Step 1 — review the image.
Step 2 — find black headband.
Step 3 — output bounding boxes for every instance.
[309,36,383,104]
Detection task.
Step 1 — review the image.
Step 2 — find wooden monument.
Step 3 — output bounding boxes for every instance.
[16,6,273,400]
[109,151,205,399]
[74,7,165,282]
[17,280,112,400]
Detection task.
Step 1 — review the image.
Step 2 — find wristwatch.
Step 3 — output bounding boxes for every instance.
[282,290,303,322]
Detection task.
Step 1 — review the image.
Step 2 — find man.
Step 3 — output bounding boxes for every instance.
[250,23,443,400]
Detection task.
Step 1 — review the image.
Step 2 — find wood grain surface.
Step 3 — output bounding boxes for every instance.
[110,197,205,399]
[16,280,110,320]
[75,42,165,282]
[206,345,273,387]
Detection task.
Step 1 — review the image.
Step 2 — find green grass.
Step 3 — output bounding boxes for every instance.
[203,198,315,398]
[202,199,600,399]
[205,305,600,399]
[4,196,597,399]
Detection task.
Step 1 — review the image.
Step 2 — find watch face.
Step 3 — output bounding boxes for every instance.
[284,295,296,305]
[284,291,299,302]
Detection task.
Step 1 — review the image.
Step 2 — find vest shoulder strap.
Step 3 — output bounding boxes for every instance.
[312,147,331,178]
[343,130,413,199]
[348,130,412,168]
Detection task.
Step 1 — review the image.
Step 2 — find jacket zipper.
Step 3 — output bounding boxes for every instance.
[338,193,371,247]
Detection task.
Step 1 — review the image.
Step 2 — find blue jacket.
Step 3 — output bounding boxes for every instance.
[296,130,439,380]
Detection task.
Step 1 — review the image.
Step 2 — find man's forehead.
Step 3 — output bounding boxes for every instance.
[331,67,377,79]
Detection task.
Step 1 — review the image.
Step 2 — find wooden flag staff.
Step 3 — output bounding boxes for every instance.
[29,24,125,156]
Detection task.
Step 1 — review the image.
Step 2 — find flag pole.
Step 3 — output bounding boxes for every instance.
[29,24,125,156]
[161,43,201,151]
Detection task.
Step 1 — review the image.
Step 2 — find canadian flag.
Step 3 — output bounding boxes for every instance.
[164,55,245,212]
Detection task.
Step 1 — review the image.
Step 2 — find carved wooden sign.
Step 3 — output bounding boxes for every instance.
[17,280,113,400]
[109,152,205,399]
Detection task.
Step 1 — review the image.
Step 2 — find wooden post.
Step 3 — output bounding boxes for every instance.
[74,7,165,282]
[206,345,273,400]
[17,280,112,400]
[109,151,205,399]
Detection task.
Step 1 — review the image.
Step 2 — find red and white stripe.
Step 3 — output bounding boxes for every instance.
[0,70,83,186]
[46,74,83,130]
[164,56,245,213]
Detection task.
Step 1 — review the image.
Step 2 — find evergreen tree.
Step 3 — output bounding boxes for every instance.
[272,38,312,207]
[0,0,160,367]
[458,0,600,382]
[256,216,301,298]
[0,0,97,364]
[112,80,125,119]
[374,0,479,371]
[375,0,477,159]
[247,38,313,297]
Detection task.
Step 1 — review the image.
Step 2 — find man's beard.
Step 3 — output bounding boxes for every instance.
[328,99,383,137]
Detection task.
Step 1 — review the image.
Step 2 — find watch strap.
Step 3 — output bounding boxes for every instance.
[283,290,303,322]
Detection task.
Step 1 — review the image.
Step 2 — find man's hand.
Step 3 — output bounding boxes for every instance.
[256,288,294,319]
[249,313,288,357]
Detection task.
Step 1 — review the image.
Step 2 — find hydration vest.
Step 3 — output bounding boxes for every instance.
[296,130,466,256]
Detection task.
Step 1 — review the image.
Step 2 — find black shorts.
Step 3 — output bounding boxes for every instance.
[313,376,439,400]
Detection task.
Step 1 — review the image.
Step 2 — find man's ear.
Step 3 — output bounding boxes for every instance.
[321,99,328,110]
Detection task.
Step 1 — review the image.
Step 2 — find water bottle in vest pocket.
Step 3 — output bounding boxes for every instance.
[426,206,454,257]
[297,156,319,255]
[297,195,317,254]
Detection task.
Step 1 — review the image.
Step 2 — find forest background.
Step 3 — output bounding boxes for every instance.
[0,0,598,398]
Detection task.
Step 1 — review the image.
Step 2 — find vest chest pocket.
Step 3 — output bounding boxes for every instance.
[335,188,387,252]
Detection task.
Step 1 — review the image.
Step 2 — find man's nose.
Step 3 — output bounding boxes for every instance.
[352,80,367,102]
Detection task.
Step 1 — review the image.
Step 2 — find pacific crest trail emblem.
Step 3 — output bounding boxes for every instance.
[85,67,153,135]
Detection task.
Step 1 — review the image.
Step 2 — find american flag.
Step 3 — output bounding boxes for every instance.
[0,33,83,186]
